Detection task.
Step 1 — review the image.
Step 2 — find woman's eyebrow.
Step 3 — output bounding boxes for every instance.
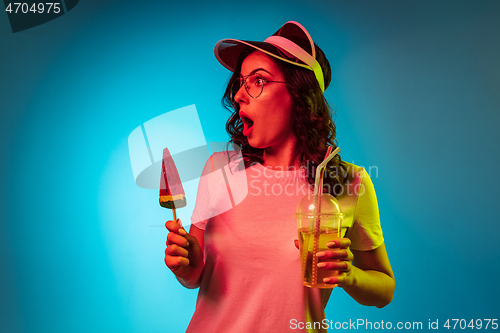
[240,68,274,77]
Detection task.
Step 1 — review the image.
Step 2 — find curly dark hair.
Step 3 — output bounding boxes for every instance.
[221,42,348,196]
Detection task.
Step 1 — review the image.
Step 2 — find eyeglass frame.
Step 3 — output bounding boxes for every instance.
[230,73,286,106]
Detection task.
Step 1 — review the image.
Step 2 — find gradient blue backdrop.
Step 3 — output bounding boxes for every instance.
[1,0,499,332]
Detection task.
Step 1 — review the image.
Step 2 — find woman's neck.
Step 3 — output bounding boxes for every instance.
[262,139,299,170]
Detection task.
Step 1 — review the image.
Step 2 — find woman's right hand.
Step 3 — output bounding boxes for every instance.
[165,219,204,288]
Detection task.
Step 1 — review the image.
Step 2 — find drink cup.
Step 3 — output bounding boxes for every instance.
[296,193,343,288]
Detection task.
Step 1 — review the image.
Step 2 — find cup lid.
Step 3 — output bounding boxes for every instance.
[295,193,342,217]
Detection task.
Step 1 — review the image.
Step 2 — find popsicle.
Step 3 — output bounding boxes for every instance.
[159,147,186,222]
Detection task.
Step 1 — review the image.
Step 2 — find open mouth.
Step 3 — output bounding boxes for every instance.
[241,115,254,131]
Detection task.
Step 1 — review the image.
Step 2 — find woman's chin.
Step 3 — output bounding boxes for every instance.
[247,138,266,149]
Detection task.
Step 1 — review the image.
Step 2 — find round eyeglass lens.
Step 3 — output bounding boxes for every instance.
[230,74,265,103]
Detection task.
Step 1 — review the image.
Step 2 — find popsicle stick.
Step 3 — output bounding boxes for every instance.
[172,208,177,223]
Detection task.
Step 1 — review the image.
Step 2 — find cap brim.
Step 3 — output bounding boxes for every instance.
[214,21,322,90]
[215,39,310,72]
[215,39,278,71]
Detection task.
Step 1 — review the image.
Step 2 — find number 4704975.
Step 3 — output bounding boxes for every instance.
[5,3,61,14]
[444,319,498,330]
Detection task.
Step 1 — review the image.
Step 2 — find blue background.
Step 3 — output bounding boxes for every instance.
[1,0,499,332]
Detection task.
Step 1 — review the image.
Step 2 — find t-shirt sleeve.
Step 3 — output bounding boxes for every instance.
[190,156,214,230]
[348,168,384,251]
[190,151,247,230]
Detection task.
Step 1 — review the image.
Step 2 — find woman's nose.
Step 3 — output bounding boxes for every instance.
[234,84,248,106]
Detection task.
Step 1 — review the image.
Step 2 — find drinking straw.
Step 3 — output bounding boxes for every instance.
[314,147,340,196]
[318,146,333,197]
[313,145,332,241]
[310,146,340,285]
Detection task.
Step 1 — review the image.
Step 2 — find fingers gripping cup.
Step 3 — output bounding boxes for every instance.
[296,193,343,288]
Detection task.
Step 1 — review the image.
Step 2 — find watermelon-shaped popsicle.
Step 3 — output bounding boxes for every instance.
[159,148,186,220]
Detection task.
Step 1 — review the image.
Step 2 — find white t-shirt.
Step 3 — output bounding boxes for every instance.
[187,152,384,332]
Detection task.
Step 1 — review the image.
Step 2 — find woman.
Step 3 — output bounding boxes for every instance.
[165,22,395,332]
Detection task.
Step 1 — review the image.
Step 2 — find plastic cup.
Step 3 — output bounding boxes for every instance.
[296,193,343,288]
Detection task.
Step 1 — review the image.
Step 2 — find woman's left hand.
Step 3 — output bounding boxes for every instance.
[294,238,395,307]
[315,238,354,288]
